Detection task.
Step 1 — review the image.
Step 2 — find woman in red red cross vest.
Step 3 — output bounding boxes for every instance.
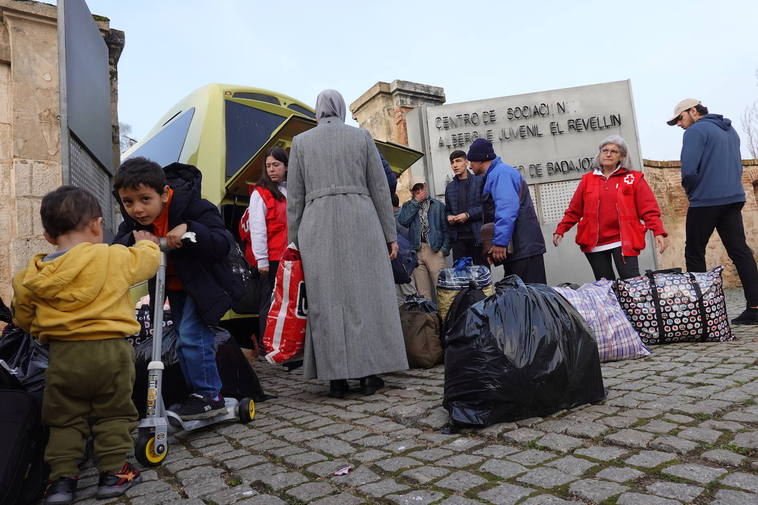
[553,135,668,281]
[240,147,288,353]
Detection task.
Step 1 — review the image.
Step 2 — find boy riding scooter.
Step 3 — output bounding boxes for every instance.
[113,157,239,420]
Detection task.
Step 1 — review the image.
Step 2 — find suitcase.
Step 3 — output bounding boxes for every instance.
[613,266,732,345]
[0,388,48,505]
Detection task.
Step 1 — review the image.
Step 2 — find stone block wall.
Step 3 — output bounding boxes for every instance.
[643,159,758,288]
[0,3,61,306]
[0,0,123,306]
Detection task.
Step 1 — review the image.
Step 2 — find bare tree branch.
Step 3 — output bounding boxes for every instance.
[742,102,758,158]
[740,69,758,158]
[119,122,137,153]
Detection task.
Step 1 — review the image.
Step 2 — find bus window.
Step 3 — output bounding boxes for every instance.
[233,92,280,105]
[287,103,316,119]
[125,108,195,165]
[225,100,284,179]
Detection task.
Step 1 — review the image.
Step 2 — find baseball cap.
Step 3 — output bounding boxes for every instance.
[667,98,701,125]
[410,176,426,193]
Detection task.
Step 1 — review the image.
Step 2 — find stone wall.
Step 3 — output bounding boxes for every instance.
[0,0,123,306]
[350,80,445,203]
[643,159,758,288]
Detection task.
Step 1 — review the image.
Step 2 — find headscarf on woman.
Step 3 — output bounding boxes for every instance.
[315,89,347,122]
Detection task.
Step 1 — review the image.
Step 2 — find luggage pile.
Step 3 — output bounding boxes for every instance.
[439,265,733,429]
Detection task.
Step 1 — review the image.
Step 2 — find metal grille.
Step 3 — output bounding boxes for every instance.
[69,136,117,239]
[527,184,540,222]
[538,179,581,223]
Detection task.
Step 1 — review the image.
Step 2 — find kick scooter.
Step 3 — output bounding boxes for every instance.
[135,238,255,467]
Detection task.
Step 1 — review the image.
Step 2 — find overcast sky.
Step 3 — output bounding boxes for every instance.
[82,0,758,160]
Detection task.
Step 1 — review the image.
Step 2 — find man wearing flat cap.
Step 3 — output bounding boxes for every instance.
[668,99,758,325]
[467,138,546,283]
[398,179,450,300]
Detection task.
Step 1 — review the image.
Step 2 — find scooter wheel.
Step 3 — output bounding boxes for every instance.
[238,397,255,423]
[135,429,168,467]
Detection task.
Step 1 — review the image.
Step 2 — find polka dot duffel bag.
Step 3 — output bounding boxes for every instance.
[613,266,732,346]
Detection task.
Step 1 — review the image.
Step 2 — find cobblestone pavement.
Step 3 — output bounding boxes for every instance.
[76,289,755,505]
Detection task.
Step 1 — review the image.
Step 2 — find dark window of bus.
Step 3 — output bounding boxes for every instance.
[232,92,280,105]
[288,103,316,119]
[225,100,284,179]
[125,108,195,166]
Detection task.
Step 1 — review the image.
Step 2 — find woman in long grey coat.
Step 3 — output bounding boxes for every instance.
[287,89,409,397]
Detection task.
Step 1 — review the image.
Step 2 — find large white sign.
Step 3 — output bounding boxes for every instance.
[422,80,641,196]
[405,79,654,285]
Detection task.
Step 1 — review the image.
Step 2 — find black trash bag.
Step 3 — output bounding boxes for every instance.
[401,294,438,314]
[0,324,48,395]
[443,275,606,428]
[132,316,268,417]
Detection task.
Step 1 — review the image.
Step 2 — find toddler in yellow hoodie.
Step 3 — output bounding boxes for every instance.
[12,186,159,505]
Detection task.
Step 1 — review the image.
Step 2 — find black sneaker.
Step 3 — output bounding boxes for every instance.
[44,477,78,505]
[96,462,141,498]
[731,308,758,325]
[174,393,227,420]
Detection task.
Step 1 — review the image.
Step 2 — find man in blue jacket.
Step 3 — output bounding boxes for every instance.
[668,99,758,325]
[444,150,486,265]
[467,138,546,283]
[398,181,450,300]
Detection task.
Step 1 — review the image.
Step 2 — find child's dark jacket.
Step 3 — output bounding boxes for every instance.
[113,162,237,325]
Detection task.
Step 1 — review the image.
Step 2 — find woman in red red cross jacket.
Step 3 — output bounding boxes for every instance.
[553,135,668,280]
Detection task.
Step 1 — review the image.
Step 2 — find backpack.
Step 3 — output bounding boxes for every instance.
[224,235,254,306]
[392,232,417,284]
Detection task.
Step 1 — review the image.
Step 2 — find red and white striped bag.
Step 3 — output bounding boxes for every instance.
[263,244,307,364]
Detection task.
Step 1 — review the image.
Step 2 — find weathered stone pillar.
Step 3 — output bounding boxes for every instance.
[643,159,757,288]
[0,0,123,306]
[350,80,445,201]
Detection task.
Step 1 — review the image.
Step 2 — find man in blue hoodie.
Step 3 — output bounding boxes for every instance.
[668,99,758,325]
[467,138,546,283]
